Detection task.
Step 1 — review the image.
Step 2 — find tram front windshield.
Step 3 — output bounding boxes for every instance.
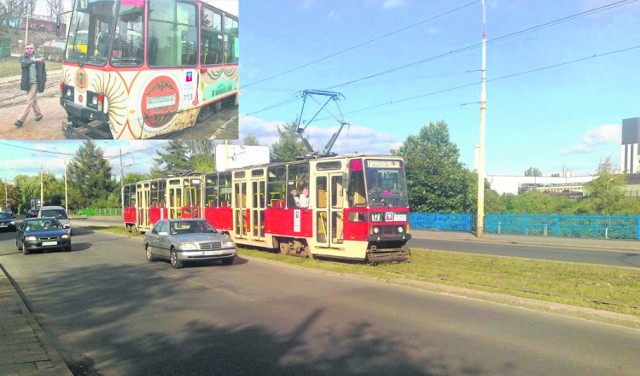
[348,159,409,208]
[66,0,144,66]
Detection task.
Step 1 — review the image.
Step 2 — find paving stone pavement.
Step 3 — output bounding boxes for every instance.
[0,265,72,376]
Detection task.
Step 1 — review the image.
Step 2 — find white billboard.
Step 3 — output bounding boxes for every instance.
[215,144,270,171]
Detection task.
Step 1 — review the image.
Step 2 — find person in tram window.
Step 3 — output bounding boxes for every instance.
[298,186,309,208]
[288,187,300,208]
[97,23,110,57]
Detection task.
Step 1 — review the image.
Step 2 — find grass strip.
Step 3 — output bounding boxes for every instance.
[0,58,62,78]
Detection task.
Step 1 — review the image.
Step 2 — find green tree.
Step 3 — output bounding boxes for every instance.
[123,172,149,185]
[1,179,21,213]
[271,121,309,163]
[153,140,191,175]
[524,167,542,177]
[66,140,117,210]
[186,140,215,173]
[14,174,40,213]
[153,140,215,175]
[395,120,471,212]
[243,133,261,146]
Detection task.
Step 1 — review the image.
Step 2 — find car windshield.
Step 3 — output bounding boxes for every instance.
[0,212,10,219]
[169,221,217,235]
[25,219,62,232]
[41,209,68,219]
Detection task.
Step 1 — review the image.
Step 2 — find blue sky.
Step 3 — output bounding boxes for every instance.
[2,0,639,183]
[0,140,161,183]
[238,0,640,176]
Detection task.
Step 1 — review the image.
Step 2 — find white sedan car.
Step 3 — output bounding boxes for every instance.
[144,219,236,269]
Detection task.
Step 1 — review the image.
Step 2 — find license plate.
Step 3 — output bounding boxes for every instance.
[42,241,57,246]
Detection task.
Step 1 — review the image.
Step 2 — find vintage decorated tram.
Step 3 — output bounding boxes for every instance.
[60,0,239,139]
[123,155,411,263]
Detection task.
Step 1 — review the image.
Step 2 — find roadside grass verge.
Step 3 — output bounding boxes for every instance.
[100,226,640,325]
[0,57,62,78]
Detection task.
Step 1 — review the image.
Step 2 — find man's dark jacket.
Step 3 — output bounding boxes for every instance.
[19,53,47,93]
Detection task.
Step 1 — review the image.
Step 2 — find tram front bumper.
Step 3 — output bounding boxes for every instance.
[60,99,109,123]
[367,246,411,263]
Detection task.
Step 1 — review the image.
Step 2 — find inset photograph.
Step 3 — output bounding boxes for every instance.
[0,0,238,140]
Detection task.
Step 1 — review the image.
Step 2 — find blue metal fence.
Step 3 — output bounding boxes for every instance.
[411,213,640,240]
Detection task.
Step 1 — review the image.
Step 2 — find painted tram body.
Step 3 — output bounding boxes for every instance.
[123,155,411,262]
[60,0,238,139]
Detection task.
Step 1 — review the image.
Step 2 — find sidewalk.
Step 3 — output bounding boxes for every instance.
[0,265,72,376]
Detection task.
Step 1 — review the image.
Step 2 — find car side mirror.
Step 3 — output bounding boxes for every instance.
[63,224,70,229]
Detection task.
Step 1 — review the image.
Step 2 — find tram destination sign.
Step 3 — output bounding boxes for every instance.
[366,160,400,168]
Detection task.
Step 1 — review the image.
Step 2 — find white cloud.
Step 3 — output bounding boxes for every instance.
[560,123,620,154]
[382,0,406,9]
[239,116,400,156]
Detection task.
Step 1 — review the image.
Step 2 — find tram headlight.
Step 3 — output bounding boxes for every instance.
[373,227,380,234]
[397,226,404,233]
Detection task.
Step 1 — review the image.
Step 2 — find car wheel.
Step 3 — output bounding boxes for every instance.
[22,244,30,255]
[221,256,234,265]
[145,244,156,262]
[170,249,182,269]
[65,245,71,252]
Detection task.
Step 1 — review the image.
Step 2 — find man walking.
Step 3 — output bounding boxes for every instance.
[15,43,47,127]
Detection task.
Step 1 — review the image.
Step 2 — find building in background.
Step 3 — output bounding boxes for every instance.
[621,117,640,174]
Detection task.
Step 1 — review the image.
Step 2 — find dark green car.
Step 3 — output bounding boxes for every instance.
[0,211,15,232]
[16,217,72,255]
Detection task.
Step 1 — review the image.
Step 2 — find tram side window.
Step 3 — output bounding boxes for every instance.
[111,2,144,67]
[287,163,310,208]
[224,16,238,64]
[219,173,232,207]
[148,0,197,67]
[201,8,222,65]
[205,174,218,208]
[267,166,286,208]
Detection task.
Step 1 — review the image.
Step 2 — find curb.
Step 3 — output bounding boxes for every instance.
[0,264,73,376]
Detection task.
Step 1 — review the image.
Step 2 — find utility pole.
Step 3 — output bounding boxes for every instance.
[64,161,68,213]
[40,165,44,207]
[120,148,124,211]
[476,0,487,238]
[3,178,8,212]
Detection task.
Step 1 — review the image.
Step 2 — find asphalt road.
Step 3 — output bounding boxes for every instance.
[0,227,638,375]
[409,237,640,268]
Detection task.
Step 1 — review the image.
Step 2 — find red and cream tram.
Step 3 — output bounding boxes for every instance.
[123,155,411,263]
[60,0,238,139]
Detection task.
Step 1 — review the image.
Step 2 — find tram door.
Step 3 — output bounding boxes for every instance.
[315,173,344,247]
[233,178,248,238]
[136,182,151,229]
[167,179,182,219]
[250,176,266,240]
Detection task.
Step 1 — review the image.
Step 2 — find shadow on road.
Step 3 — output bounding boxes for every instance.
[13,260,465,376]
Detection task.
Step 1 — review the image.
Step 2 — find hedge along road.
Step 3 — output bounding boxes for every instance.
[0,228,638,375]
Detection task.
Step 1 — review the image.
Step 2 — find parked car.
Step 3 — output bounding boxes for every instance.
[16,217,72,255]
[38,206,71,235]
[26,208,39,218]
[143,219,236,269]
[0,211,16,232]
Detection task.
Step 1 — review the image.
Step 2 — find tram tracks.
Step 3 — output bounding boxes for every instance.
[0,71,62,109]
